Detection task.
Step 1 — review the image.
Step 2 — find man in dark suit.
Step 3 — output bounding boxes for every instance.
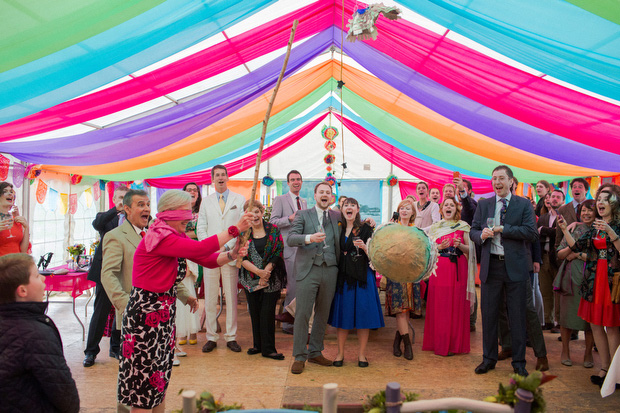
[287,182,341,374]
[538,189,564,330]
[83,185,128,367]
[471,165,538,376]
[269,170,307,333]
[554,178,589,250]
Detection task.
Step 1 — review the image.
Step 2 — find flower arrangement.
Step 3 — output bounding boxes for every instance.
[90,240,100,253]
[67,243,85,259]
[484,371,556,413]
[173,390,242,413]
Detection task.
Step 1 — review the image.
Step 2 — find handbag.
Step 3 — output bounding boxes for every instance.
[552,260,573,296]
[611,272,620,304]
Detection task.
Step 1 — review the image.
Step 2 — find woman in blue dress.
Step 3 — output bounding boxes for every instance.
[328,198,384,367]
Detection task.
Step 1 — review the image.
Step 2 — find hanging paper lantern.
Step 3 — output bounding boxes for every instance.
[325,175,337,186]
[324,140,337,151]
[70,174,82,185]
[324,154,336,164]
[326,166,332,172]
[386,174,398,187]
[321,125,339,140]
[261,175,274,187]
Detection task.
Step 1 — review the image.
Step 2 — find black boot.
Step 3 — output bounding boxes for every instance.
[393,331,402,357]
[402,333,413,360]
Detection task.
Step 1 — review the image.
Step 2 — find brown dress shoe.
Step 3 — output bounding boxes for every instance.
[308,354,333,366]
[202,341,217,353]
[536,356,550,371]
[498,349,512,360]
[226,340,242,352]
[291,360,305,374]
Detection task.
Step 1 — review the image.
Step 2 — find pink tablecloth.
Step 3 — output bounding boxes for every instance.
[44,266,95,298]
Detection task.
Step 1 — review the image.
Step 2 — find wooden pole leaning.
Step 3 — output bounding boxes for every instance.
[236,19,299,268]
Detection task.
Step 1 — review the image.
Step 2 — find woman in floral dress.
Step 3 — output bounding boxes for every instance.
[118,190,250,412]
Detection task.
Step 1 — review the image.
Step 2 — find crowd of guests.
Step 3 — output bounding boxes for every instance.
[1,164,620,412]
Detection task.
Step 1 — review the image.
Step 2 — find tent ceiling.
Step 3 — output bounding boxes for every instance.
[0,0,618,187]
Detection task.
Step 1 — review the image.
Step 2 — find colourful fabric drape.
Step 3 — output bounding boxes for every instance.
[0,0,166,74]
[0,0,277,123]
[399,0,620,100]
[145,113,328,187]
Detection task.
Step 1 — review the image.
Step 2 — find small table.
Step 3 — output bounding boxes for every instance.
[43,265,96,341]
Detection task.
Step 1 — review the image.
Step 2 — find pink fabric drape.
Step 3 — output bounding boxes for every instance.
[145,113,328,188]
[337,115,494,193]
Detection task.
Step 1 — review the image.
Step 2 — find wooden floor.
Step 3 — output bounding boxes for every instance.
[48,288,620,412]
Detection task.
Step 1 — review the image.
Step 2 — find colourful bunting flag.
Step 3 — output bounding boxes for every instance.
[12,163,24,188]
[0,155,9,181]
[93,181,101,200]
[59,193,68,215]
[47,189,59,212]
[36,180,48,204]
[84,188,93,208]
[69,193,78,214]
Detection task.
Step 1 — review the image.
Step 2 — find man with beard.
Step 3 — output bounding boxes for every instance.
[471,165,538,377]
[288,182,340,374]
[538,189,565,331]
[197,165,245,353]
[269,170,307,334]
[554,178,589,250]
[415,181,441,229]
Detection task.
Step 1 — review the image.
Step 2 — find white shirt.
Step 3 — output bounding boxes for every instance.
[130,222,147,237]
[490,193,512,256]
[305,206,329,244]
[288,191,301,211]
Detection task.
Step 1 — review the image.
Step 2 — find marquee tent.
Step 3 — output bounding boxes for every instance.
[1,0,619,194]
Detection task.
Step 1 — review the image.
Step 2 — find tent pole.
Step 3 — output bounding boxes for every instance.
[237,19,298,267]
[387,163,393,221]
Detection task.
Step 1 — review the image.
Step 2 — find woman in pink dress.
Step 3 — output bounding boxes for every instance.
[423,197,476,356]
[0,182,29,256]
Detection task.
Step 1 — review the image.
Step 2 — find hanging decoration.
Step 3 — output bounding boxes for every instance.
[322,124,339,140]
[321,124,339,182]
[261,174,274,187]
[25,164,42,179]
[324,140,336,151]
[84,188,93,208]
[93,181,101,200]
[325,174,337,186]
[0,155,9,181]
[70,174,83,185]
[59,193,68,215]
[47,188,59,212]
[36,179,48,204]
[324,154,336,164]
[386,174,399,187]
[346,3,402,42]
[69,193,78,214]
[12,163,24,188]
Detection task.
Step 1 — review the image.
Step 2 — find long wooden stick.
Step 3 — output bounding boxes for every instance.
[237,19,299,267]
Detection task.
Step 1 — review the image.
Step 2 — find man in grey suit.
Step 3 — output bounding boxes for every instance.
[287,182,340,374]
[471,165,538,377]
[269,170,306,334]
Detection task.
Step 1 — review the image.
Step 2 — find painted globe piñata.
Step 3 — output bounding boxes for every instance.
[369,223,437,283]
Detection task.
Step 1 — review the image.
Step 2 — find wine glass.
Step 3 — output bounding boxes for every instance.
[486,217,495,230]
[352,236,361,261]
[317,223,327,254]
[5,206,15,239]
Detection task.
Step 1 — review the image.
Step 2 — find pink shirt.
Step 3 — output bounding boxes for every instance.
[132,232,221,293]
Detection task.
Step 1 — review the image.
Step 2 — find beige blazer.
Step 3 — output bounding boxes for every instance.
[101,220,190,329]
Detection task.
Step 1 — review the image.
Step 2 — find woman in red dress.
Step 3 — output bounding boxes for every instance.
[423,197,476,356]
[558,184,620,387]
[0,182,29,257]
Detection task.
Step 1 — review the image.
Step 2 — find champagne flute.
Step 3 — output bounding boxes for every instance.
[352,236,361,261]
[317,223,327,254]
[5,206,15,239]
[486,217,495,230]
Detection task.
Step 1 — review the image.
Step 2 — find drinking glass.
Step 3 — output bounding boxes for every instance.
[352,236,361,261]
[5,206,15,239]
[486,217,495,230]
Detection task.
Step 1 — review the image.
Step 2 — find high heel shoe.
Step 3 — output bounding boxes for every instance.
[393,331,402,357]
[332,359,344,367]
[358,357,369,368]
[591,368,607,387]
[402,333,413,360]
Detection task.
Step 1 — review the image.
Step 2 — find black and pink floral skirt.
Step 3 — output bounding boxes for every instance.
[118,261,185,408]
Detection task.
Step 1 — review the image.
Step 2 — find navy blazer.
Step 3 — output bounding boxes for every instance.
[471,195,538,283]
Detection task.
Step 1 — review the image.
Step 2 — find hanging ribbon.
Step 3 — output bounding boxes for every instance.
[36,180,48,204]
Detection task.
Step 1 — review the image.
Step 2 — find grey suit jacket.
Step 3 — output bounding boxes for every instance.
[471,195,538,283]
[287,208,341,281]
[269,193,307,260]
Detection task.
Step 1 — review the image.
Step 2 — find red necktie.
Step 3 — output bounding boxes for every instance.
[296,196,302,211]
[140,231,146,238]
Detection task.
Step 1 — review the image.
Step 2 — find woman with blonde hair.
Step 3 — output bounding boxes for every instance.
[385,198,416,360]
